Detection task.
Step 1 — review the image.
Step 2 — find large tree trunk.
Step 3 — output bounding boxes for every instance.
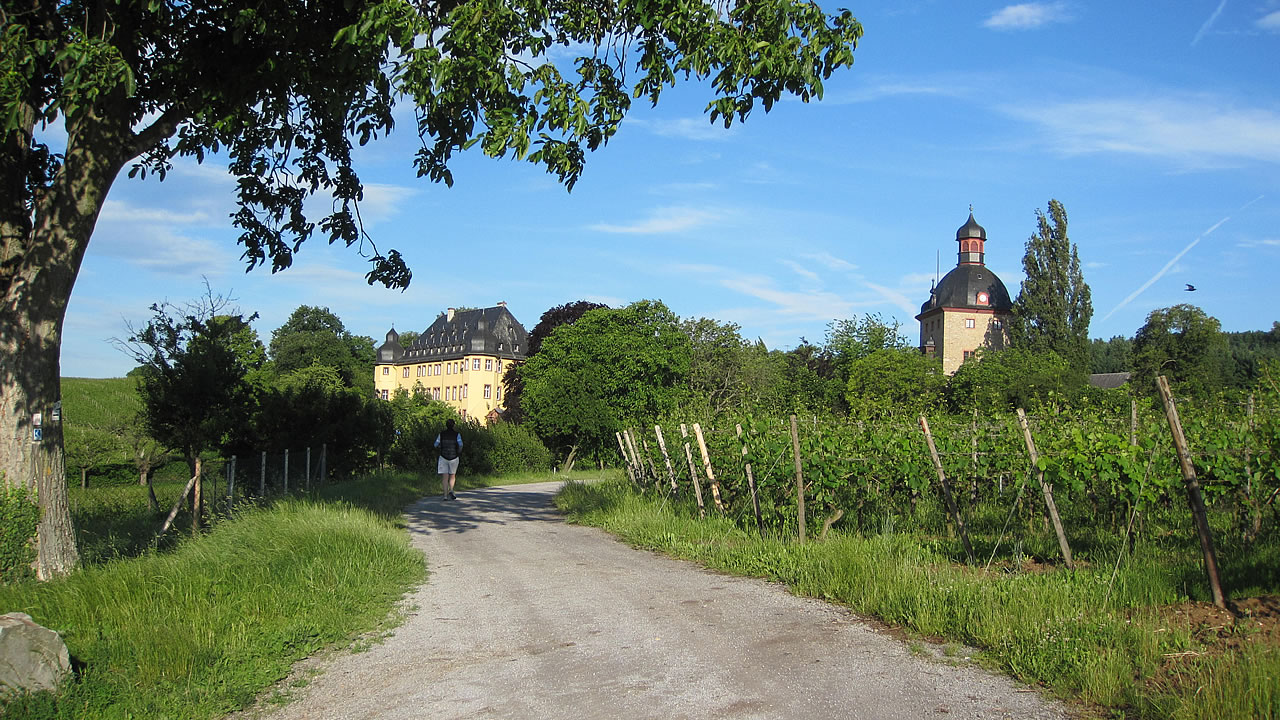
[1,98,133,579]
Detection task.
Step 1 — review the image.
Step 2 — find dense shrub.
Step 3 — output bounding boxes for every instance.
[488,422,552,474]
[0,485,39,583]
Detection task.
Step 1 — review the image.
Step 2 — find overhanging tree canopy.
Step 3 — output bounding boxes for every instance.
[1,0,862,577]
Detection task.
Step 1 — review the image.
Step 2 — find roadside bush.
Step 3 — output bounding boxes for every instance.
[488,422,552,474]
[388,406,495,476]
[0,485,39,583]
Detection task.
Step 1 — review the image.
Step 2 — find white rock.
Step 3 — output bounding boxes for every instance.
[0,612,71,695]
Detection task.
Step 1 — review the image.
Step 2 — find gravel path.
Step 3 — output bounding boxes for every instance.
[249,481,1070,720]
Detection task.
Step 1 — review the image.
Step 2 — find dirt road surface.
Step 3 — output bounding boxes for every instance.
[250,481,1069,720]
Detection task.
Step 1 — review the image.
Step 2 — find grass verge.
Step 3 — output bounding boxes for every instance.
[0,484,425,719]
[555,479,1279,720]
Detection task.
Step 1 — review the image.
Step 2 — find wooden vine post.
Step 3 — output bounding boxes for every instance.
[790,415,806,544]
[1156,376,1226,609]
[654,425,679,495]
[624,430,644,485]
[1015,408,1074,570]
[736,424,763,534]
[616,432,638,485]
[692,423,725,513]
[679,424,706,517]
[919,415,975,565]
[641,436,662,493]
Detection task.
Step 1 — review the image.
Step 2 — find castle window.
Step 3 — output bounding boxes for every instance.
[380,390,388,400]
[402,367,410,378]
[485,359,493,371]
[382,367,389,375]
[965,319,975,329]
[963,350,975,362]
[484,384,492,399]
[496,386,503,401]
[473,359,481,370]
[463,385,468,398]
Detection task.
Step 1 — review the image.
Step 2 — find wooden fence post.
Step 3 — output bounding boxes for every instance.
[259,451,266,497]
[1015,408,1074,570]
[919,415,975,565]
[305,447,312,492]
[192,457,203,533]
[736,423,762,534]
[679,424,706,517]
[654,425,679,495]
[283,448,290,494]
[692,423,724,513]
[790,415,805,544]
[616,432,638,485]
[227,455,236,508]
[969,407,980,503]
[320,443,327,485]
[1155,375,1226,609]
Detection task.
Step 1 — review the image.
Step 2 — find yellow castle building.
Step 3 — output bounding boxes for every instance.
[916,213,1014,375]
[374,303,529,422]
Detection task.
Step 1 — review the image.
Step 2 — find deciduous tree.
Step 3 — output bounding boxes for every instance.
[502,300,608,423]
[1131,304,1228,399]
[268,306,375,394]
[1011,200,1092,371]
[1,0,861,575]
[121,295,264,530]
[521,301,690,460]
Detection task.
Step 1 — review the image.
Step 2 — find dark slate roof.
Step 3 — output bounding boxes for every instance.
[1088,372,1132,390]
[376,328,404,363]
[918,264,1014,315]
[382,305,529,365]
[956,213,986,240]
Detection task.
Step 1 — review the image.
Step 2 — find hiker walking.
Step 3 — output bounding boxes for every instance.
[435,419,463,500]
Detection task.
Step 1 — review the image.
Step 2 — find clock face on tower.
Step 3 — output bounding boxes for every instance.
[976,291,989,305]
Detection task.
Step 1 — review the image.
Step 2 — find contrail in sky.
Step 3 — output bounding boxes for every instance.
[1192,0,1228,46]
[1101,195,1264,323]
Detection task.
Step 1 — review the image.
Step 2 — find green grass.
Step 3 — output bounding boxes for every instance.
[0,478,427,719]
[555,479,1280,720]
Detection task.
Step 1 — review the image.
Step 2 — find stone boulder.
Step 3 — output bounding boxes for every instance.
[0,612,71,695]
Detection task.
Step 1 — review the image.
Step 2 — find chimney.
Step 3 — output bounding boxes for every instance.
[446,308,455,321]
[496,301,506,308]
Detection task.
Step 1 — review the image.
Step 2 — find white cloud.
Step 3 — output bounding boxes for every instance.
[1237,237,1280,248]
[783,260,821,283]
[800,251,858,272]
[1258,10,1280,32]
[99,199,211,225]
[1006,96,1280,166]
[354,183,420,226]
[95,226,233,276]
[630,116,735,142]
[589,206,721,234]
[983,3,1071,30]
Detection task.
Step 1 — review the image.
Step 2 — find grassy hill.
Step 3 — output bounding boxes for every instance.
[60,376,144,484]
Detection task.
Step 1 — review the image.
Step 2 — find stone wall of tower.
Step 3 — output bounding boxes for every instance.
[936,309,1010,375]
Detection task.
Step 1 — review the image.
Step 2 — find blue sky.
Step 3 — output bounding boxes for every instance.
[61,1,1280,377]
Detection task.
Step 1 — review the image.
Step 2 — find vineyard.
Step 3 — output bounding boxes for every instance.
[615,379,1280,602]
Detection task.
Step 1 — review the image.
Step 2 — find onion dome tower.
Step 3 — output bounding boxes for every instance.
[916,212,1014,375]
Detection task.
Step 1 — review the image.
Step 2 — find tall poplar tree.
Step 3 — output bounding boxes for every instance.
[1011,199,1093,371]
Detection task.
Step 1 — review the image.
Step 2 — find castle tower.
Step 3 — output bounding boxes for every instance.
[916,213,1013,375]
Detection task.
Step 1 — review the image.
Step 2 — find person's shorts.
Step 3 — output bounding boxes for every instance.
[437,456,460,474]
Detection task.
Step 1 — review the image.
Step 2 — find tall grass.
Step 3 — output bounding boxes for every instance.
[0,495,424,718]
[556,479,1279,720]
